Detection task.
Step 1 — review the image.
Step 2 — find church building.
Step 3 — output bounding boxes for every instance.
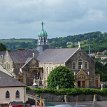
[0,22,100,88]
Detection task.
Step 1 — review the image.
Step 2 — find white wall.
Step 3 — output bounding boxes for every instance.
[39,63,64,80]
[0,87,26,104]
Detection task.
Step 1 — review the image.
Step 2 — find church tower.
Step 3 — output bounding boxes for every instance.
[37,22,49,53]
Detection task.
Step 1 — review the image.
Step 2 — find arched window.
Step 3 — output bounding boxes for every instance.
[5,91,10,98]
[16,90,20,98]
[78,59,83,69]
[72,62,76,69]
[85,61,88,69]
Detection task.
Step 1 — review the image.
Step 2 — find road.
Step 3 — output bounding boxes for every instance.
[49,101,107,107]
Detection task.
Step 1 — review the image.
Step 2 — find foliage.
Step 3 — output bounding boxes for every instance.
[27,87,104,95]
[0,43,6,51]
[95,61,107,81]
[0,31,107,52]
[49,31,107,52]
[0,39,37,50]
[47,66,74,89]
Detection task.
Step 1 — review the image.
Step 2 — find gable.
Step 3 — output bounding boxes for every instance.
[76,69,88,80]
[22,57,39,70]
[4,51,12,62]
[66,48,95,66]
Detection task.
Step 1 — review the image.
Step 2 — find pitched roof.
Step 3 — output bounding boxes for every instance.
[0,51,5,56]
[37,48,79,64]
[9,49,39,63]
[21,57,33,69]
[0,65,12,76]
[0,70,26,87]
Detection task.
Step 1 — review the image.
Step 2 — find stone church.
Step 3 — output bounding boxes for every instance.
[0,22,100,88]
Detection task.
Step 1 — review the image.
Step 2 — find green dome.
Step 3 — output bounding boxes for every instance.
[38,29,48,37]
[38,22,48,37]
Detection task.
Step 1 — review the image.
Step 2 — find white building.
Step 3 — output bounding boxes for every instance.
[0,70,26,107]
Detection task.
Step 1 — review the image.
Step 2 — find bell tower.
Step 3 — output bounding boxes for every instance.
[37,22,49,53]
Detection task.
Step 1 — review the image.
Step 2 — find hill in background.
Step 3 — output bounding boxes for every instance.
[0,31,107,53]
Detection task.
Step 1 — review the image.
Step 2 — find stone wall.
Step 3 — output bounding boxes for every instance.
[27,90,107,102]
[40,93,94,102]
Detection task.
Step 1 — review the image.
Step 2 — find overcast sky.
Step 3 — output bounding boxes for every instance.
[0,0,107,39]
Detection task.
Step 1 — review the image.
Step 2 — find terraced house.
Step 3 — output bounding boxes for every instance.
[0,23,100,88]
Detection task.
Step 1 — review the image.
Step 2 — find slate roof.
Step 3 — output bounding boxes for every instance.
[0,65,12,76]
[9,49,39,63]
[21,57,33,69]
[0,51,5,56]
[0,70,26,87]
[37,48,79,63]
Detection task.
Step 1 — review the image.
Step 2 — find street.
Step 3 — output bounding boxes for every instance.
[49,101,107,107]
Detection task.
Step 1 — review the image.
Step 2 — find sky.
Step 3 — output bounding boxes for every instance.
[0,0,107,39]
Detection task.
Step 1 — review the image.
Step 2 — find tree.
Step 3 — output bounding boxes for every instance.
[47,66,74,89]
[0,43,6,51]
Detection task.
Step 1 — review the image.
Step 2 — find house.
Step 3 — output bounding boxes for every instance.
[0,70,26,107]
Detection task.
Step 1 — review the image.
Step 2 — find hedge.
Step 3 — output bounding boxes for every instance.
[26,87,106,96]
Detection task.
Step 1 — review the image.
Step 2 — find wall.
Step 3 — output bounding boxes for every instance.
[39,63,64,80]
[0,87,26,104]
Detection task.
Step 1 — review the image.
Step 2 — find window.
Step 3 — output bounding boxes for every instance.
[72,62,76,69]
[16,90,20,98]
[85,61,88,69]
[5,91,10,98]
[78,59,83,69]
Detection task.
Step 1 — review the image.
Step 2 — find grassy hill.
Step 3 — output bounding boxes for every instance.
[0,31,107,52]
[48,31,107,52]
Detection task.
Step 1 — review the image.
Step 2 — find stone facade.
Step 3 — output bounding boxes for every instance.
[0,47,100,88]
[0,23,100,88]
[38,48,100,88]
[19,58,43,86]
[65,49,100,88]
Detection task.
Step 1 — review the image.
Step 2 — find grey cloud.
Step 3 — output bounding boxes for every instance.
[0,0,107,38]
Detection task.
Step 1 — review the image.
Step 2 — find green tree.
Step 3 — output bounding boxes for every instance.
[47,66,74,89]
[0,43,6,51]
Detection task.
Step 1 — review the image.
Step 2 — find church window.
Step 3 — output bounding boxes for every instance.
[72,62,76,69]
[5,91,10,98]
[16,90,20,98]
[85,61,88,69]
[78,59,83,69]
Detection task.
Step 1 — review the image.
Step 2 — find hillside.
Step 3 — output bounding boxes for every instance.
[49,31,107,52]
[0,31,107,52]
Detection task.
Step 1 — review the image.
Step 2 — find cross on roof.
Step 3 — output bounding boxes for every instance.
[41,22,44,30]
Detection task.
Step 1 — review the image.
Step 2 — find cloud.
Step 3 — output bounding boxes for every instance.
[0,0,107,38]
